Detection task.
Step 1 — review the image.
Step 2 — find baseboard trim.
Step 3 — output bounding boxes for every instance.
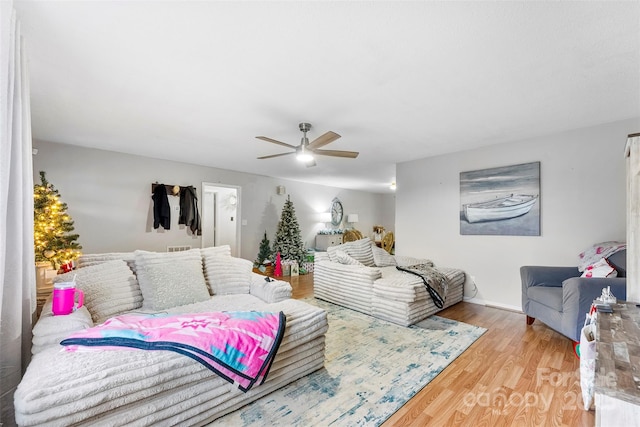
[462,297,523,314]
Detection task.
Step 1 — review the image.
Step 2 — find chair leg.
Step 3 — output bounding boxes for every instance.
[526,315,535,325]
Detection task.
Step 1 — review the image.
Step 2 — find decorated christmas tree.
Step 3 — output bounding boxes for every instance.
[254,230,272,266]
[33,171,82,268]
[272,195,306,265]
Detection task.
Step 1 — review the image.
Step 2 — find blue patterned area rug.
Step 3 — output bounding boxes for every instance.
[216,299,486,426]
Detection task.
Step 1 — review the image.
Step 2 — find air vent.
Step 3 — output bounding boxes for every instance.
[167,245,192,252]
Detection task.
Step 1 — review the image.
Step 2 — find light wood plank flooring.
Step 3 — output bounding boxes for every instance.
[281,273,594,426]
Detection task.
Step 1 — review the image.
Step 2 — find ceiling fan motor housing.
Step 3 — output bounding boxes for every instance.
[299,123,312,133]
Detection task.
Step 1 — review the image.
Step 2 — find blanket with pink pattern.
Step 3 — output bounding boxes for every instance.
[61,311,286,392]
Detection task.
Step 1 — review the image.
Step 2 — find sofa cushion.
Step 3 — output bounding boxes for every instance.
[54,260,142,324]
[527,285,564,312]
[372,246,397,267]
[201,245,232,258]
[77,252,137,274]
[332,249,364,266]
[203,255,252,295]
[135,249,210,310]
[606,250,626,277]
[328,238,375,267]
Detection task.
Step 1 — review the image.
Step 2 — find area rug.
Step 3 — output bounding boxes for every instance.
[215,299,486,426]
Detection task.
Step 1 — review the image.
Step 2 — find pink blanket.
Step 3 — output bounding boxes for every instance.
[61,311,286,392]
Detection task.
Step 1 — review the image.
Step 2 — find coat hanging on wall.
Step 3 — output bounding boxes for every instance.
[179,186,201,236]
[152,184,171,230]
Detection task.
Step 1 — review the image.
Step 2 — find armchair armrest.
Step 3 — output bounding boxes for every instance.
[520,266,580,289]
[249,273,292,303]
[562,276,627,341]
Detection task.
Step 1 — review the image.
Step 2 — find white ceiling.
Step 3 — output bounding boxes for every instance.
[14,1,640,194]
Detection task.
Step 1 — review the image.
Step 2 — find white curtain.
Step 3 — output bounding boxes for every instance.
[625,133,640,304]
[0,1,35,425]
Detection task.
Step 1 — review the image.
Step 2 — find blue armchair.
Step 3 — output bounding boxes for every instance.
[520,250,626,342]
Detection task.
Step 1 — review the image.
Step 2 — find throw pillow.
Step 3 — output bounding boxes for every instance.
[333,249,364,266]
[581,258,618,278]
[203,255,253,295]
[77,252,137,274]
[134,249,210,310]
[201,245,232,258]
[54,260,142,324]
[372,245,397,267]
[329,238,375,267]
[578,241,626,272]
[606,250,626,277]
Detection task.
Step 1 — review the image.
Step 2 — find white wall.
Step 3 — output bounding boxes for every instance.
[396,118,639,311]
[32,141,393,260]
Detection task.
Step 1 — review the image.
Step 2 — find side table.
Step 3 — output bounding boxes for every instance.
[594,301,640,426]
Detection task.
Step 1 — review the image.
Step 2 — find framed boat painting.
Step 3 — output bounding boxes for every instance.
[460,161,540,236]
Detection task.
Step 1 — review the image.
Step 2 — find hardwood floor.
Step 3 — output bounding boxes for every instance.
[285,273,594,426]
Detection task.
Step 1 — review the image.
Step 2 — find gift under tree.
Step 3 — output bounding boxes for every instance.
[272,195,306,267]
[34,171,82,270]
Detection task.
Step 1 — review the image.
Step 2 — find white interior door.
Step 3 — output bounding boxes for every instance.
[201,182,241,257]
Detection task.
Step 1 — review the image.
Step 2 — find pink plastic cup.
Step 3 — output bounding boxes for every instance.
[52,282,84,315]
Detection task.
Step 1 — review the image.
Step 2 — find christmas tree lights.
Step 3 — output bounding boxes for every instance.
[34,171,82,269]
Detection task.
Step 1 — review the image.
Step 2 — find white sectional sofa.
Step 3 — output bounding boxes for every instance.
[314,238,465,326]
[15,246,328,426]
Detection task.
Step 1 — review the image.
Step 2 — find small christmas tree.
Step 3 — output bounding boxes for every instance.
[272,195,306,266]
[34,171,82,268]
[254,230,272,266]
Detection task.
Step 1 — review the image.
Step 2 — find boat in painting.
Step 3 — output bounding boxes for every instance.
[463,194,538,223]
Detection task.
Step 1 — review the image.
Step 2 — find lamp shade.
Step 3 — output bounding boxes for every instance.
[319,212,332,223]
[347,214,359,223]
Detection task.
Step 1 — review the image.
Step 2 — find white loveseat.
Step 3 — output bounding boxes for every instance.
[15,246,328,426]
[314,239,465,326]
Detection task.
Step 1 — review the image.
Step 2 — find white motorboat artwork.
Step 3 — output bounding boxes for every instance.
[463,194,538,223]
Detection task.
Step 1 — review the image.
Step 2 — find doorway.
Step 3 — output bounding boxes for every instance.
[201,182,241,257]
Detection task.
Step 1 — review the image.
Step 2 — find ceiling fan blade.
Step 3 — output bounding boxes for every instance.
[307,131,341,150]
[256,136,297,149]
[257,152,295,160]
[312,149,359,158]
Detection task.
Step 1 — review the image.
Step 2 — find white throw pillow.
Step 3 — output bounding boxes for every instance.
[200,245,232,258]
[333,249,364,266]
[372,245,397,267]
[77,252,137,274]
[134,249,210,310]
[338,238,376,267]
[54,260,142,324]
[203,255,253,295]
[578,241,626,272]
[581,258,618,278]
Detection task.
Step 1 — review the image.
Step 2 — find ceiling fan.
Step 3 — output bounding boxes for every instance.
[256,123,359,167]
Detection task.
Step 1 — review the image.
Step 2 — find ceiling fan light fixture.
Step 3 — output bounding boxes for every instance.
[296,143,314,162]
[296,151,314,162]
